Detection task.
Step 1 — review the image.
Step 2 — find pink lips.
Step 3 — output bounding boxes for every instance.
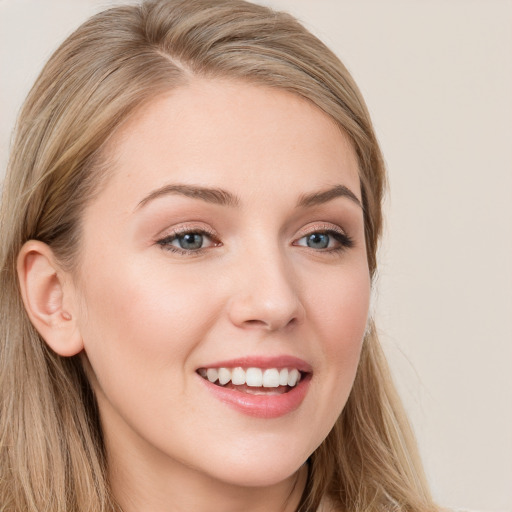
[197,355,312,419]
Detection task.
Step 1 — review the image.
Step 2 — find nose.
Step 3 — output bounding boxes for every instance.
[227,248,305,332]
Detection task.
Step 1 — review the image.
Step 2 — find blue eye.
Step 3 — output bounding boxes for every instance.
[295,230,353,252]
[176,233,204,250]
[305,232,330,249]
[157,229,217,254]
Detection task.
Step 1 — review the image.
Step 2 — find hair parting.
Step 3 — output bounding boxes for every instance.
[0,1,438,511]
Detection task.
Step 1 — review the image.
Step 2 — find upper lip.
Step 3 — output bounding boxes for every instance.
[197,355,312,373]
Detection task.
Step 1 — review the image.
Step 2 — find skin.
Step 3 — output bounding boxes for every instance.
[44,80,370,511]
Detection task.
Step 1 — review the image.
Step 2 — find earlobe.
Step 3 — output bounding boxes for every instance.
[17,240,84,357]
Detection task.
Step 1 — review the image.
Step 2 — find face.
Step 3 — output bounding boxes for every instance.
[73,80,370,491]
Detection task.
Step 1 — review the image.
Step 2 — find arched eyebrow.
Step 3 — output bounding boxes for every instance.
[135,183,361,210]
[296,185,362,209]
[136,183,241,209]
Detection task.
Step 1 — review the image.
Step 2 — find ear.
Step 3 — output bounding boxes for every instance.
[17,240,84,357]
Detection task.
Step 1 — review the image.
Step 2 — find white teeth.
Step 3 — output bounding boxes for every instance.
[246,367,263,387]
[199,366,305,388]
[206,368,218,383]
[263,368,280,387]
[231,367,245,385]
[218,367,231,385]
[287,368,300,387]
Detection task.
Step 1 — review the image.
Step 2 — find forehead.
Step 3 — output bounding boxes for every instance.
[96,79,361,210]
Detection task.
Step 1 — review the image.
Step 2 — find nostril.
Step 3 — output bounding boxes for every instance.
[244,319,268,327]
[242,316,299,331]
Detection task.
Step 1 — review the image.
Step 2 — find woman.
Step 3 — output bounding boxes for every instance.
[0,1,440,511]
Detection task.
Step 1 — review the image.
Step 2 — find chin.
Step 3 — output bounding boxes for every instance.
[200,451,308,488]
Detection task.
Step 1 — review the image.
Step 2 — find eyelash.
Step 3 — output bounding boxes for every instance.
[156,226,219,256]
[295,226,354,253]
[156,225,354,256]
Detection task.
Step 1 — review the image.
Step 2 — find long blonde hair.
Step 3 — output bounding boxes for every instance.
[0,1,438,510]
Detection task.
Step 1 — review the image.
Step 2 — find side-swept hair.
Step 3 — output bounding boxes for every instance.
[0,1,438,510]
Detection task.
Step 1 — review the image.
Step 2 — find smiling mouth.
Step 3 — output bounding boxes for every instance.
[197,367,308,395]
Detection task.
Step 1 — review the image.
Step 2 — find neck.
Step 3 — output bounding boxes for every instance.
[110,453,308,512]
[104,422,308,512]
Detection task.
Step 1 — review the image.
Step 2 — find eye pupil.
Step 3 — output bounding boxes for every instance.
[307,233,329,249]
[179,233,203,250]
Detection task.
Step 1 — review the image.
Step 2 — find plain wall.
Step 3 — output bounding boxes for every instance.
[1,1,511,511]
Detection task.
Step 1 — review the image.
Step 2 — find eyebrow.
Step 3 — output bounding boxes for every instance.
[136,183,241,209]
[136,183,362,210]
[296,184,362,209]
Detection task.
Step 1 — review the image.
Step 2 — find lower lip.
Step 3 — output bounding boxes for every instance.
[200,374,311,419]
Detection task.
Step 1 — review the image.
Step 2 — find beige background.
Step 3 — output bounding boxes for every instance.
[1,1,511,511]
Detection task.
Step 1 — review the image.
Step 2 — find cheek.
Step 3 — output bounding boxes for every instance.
[306,260,370,409]
[75,255,221,396]
[310,259,370,349]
